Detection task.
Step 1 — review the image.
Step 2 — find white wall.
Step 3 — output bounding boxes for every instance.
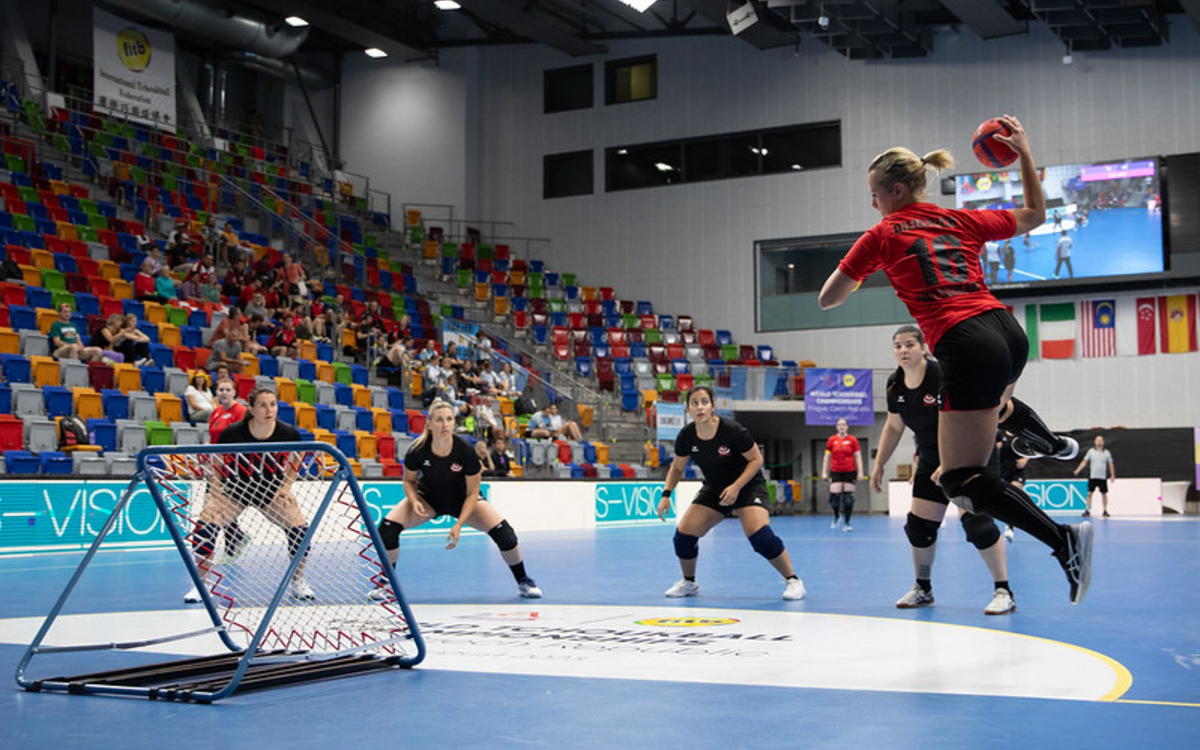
[338,51,472,220]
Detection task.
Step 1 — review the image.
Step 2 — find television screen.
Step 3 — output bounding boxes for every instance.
[953,158,1165,288]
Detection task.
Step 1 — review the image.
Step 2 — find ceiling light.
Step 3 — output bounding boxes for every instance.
[364,48,388,58]
[1062,41,1072,65]
[617,149,628,155]
[791,164,803,170]
[818,13,830,29]
[435,0,462,9]
[284,16,308,27]
[654,162,674,172]
[616,0,658,12]
[787,263,795,269]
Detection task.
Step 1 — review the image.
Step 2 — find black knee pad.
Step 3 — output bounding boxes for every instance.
[939,467,985,500]
[286,525,311,559]
[904,512,940,549]
[488,520,519,552]
[378,518,404,551]
[747,526,785,560]
[842,493,855,510]
[829,492,842,510]
[673,530,699,560]
[192,520,219,558]
[961,512,1001,550]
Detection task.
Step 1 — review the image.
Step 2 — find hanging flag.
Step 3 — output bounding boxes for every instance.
[1114,297,1140,356]
[1024,304,1039,360]
[1080,299,1116,357]
[1159,294,1198,353]
[1136,297,1157,355]
[1037,302,1076,359]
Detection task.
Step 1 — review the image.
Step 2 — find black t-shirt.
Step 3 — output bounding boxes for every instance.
[886,359,943,469]
[673,416,762,491]
[489,449,512,477]
[404,435,482,509]
[215,420,302,505]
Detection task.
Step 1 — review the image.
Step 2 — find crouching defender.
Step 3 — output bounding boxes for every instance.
[373,399,542,600]
[657,386,806,601]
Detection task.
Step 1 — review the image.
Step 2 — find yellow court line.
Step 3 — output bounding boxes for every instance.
[1115,699,1200,708]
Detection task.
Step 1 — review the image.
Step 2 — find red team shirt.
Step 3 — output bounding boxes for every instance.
[208,402,248,443]
[838,203,1016,349]
[825,434,861,473]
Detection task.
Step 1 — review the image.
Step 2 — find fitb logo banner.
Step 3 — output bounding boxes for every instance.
[93,7,176,128]
[804,368,874,426]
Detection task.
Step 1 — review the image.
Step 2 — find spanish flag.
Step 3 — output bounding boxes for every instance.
[1159,294,1198,353]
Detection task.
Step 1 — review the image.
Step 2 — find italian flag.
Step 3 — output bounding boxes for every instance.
[1026,302,1076,359]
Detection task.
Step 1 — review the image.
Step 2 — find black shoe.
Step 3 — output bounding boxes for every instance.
[1012,435,1079,461]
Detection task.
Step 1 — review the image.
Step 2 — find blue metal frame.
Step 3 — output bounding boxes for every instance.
[14,441,425,702]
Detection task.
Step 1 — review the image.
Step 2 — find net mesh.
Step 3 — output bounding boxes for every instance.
[147,447,414,660]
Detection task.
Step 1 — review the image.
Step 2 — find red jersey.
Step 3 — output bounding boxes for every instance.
[838,203,1015,348]
[208,402,248,443]
[134,273,156,298]
[825,434,861,473]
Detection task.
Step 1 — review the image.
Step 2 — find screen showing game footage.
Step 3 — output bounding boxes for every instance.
[953,158,1165,289]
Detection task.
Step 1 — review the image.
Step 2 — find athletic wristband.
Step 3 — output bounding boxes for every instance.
[662,488,673,499]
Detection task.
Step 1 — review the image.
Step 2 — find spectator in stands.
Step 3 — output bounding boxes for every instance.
[268,314,299,358]
[49,303,104,362]
[245,315,271,352]
[245,292,271,322]
[222,259,250,299]
[208,307,243,346]
[458,360,484,396]
[180,251,217,301]
[475,439,499,477]
[379,331,411,376]
[208,330,244,374]
[89,313,130,363]
[119,314,153,366]
[418,340,438,364]
[1,257,22,282]
[478,359,499,394]
[154,267,179,302]
[423,355,446,391]
[184,370,215,422]
[527,403,582,441]
[134,259,167,303]
[278,251,309,301]
[443,341,465,370]
[200,217,222,261]
[142,244,164,275]
[166,220,195,271]
[212,363,234,386]
[134,233,156,255]
[489,434,515,478]
[475,334,494,363]
[473,394,504,440]
[494,361,520,398]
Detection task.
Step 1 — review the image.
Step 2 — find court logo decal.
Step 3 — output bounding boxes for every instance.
[634,617,740,627]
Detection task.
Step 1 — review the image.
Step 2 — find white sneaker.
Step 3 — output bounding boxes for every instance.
[843,524,853,533]
[214,530,252,564]
[831,516,842,530]
[290,576,315,601]
[664,579,700,598]
[782,577,806,601]
[518,578,543,599]
[895,584,934,609]
[1004,526,1015,543]
[1057,522,1094,605]
[985,587,1017,615]
[183,585,202,604]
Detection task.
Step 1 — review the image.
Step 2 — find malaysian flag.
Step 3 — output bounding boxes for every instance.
[1081,299,1116,357]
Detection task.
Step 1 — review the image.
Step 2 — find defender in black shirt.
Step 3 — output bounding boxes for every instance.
[185,387,314,604]
[656,386,805,601]
[374,400,541,599]
[870,326,1015,615]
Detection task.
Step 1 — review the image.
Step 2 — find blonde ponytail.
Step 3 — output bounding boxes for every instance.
[870,146,954,200]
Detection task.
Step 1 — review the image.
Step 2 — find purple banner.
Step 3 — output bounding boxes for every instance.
[804,368,873,426]
[1080,160,1155,182]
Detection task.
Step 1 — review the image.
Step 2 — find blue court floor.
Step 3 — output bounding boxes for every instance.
[999,207,1162,284]
[3,514,1199,749]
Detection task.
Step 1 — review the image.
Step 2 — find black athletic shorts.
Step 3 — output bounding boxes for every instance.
[421,493,489,520]
[690,481,768,518]
[829,470,858,484]
[1087,478,1109,494]
[911,470,949,506]
[934,308,1028,411]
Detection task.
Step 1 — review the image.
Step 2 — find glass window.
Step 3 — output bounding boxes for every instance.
[544,150,594,199]
[605,56,656,105]
[544,64,593,114]
[605,143,681,192]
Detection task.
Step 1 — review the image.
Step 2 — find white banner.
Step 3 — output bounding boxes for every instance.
[92,7,176,129]
[655,401,688,441]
